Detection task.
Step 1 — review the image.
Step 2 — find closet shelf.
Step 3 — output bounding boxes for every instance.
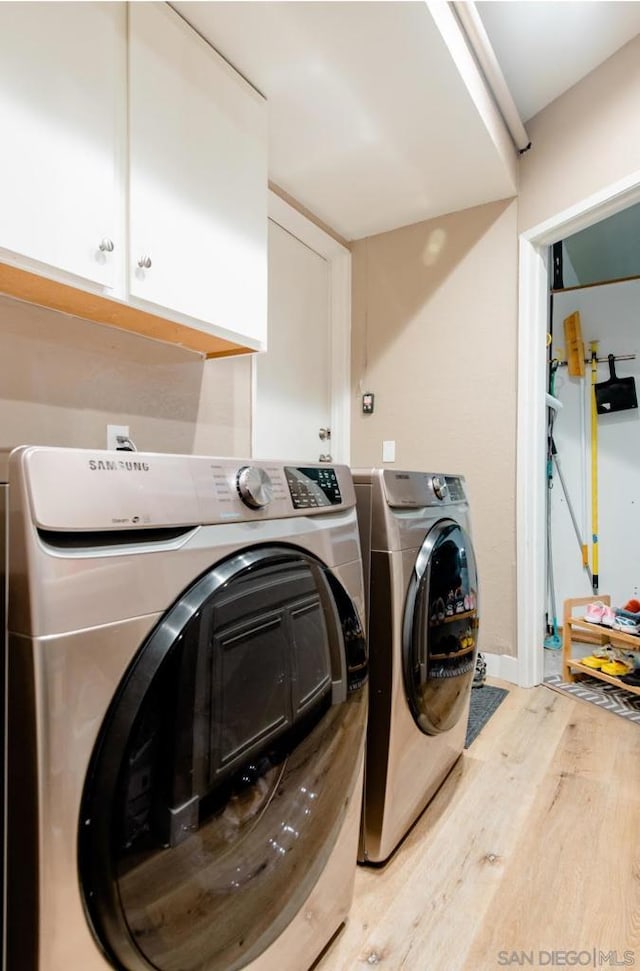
[566,616,640,650]
[565,658,640,697]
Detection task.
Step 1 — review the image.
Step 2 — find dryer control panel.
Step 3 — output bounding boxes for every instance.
[380,470,467,508]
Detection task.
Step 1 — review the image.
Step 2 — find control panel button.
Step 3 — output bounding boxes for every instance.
[236,466,273,509]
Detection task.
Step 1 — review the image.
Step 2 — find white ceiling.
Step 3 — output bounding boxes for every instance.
[172,1,640,242]
[477,1,640,122]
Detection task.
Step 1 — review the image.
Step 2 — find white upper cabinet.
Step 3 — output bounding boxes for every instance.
[0,2,267,355]
[128,3,268,348]
[0,2,126,291]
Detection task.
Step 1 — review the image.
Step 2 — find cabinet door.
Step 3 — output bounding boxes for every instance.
[128,3,268,349]
[0,2,125,290]
[253,220,331,461]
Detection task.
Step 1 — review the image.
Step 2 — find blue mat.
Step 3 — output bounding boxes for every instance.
[465,684,509,748]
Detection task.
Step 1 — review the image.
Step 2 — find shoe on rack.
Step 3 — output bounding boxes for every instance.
[580,655,609,669]
[619,670,640,687]
[613,615,640,635]
[430,597,446,624]
[472,651,487,688]
[622,598,640,614]
[600,659,633,676]
[583,601,610,624]
[614,606,640,622]
[601,606,616,627]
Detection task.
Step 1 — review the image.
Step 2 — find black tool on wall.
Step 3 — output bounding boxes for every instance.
[595,354,638,414]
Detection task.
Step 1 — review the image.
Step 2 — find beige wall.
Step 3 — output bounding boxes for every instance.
[519,34,640,232]
[0,294,252,457]
[6,30,639,659]
[351,198,518,657]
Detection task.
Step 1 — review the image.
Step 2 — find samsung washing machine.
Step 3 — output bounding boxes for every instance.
[353,469,478,864]
[3,446,368,971]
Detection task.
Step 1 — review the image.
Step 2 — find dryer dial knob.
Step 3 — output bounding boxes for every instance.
[236,466,273,509]
[432,475,449,500]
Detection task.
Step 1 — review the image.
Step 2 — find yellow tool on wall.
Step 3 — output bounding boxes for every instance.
[559,311,590,579]
[590,339,599,594]
[563,310,585,377]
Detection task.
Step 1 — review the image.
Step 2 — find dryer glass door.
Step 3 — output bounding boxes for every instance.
[78,545,367,971]
[403,519,478,734]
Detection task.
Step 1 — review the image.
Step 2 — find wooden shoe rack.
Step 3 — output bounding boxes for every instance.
[562,595,640,697]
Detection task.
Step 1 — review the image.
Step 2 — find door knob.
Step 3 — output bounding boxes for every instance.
[319,453,333,463]
[319,427,331,441]
[137,255,152,269]
[99,238,114,253]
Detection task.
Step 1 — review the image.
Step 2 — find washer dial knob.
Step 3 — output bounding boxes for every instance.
[236,466,273,509]
[431,475,449,500]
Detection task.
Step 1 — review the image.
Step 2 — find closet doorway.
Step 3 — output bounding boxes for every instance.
[517,175,640,687]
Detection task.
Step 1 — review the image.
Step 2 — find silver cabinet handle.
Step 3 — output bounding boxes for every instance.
[99,238,114,253]
[138,255,152,269]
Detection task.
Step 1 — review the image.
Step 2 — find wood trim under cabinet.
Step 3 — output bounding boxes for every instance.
[0,262,254,359]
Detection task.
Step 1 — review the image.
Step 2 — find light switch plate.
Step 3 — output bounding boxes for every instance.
[382,440,396,463]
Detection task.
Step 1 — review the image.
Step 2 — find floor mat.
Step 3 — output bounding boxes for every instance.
[545,673,640,724]
[465,685,509,748]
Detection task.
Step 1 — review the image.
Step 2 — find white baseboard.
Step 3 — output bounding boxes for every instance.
[484,651,522,686]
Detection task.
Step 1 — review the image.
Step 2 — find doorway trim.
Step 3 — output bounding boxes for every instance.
[517,169,640,687]
[252,191,352,463]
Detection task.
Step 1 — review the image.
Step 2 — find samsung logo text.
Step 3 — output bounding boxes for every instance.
[88,459,150,472]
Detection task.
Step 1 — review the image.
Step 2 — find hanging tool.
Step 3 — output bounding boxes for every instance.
[590,340,599,595]
[563,311,585,377]
[544,486,561,650]
[595,353,638,414]
[549,438,594,590]
[545,357,562,648]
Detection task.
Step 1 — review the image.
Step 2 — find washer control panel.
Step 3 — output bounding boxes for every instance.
[236,466,273,509]
[284,466,343,509]
[14,448,356,531]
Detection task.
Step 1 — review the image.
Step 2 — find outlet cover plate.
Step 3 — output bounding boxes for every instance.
[107,424,129,450]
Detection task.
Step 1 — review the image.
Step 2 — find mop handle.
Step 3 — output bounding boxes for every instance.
[590,340,599,594]
[551,451,593,582]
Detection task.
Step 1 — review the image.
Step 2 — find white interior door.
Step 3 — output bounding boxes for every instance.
[252,219,333,462]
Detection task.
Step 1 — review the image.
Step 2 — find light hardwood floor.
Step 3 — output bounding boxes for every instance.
[314,680,640,970]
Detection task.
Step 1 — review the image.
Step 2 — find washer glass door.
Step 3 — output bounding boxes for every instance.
[78,545,367,971]
[403,519,478,734]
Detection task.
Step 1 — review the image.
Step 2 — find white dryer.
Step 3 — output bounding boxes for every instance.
[353,469,478,864]
[3,447,368,971]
